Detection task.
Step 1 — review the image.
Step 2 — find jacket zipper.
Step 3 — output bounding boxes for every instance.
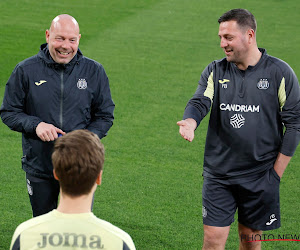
[60,70,64,129]
[239,71,245,98]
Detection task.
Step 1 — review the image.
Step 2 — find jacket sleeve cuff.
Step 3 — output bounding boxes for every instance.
[28,118,43,134]
[183,106,203,127]
[280,128,300,156]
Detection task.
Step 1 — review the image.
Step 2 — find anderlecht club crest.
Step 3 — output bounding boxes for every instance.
[77,79,87,89]
[257,78,269,90]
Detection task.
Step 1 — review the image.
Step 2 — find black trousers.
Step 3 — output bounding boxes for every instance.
[26,173,60,217]
[25,172,95,217]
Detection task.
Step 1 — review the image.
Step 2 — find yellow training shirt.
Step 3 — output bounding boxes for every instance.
[10,209,136,250]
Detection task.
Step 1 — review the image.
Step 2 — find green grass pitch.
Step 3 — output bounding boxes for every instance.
[0,0,300,249]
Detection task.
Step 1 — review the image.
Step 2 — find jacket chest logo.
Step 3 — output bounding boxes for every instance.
[219,79,230,89]
[35,80,47,86]
[77,78,87,89]
[257,78,269,90]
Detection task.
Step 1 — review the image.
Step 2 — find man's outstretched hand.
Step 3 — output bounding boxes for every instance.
[177,118,197,142]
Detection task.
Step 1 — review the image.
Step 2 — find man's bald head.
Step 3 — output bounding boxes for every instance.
[46,14,81,64]
[50,14,80,33]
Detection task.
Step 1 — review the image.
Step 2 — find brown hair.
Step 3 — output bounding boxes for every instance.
[218,9,257,33]
[52,129,105,197]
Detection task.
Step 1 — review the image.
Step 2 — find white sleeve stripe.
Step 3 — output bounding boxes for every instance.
[278,77,286,111]
[204,71,214,102]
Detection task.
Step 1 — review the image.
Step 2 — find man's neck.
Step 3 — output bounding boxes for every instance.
[57,192,94,214]
[236,48,262,70]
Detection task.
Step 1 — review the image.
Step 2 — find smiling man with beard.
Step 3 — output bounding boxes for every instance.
[177,9,300,250]
[1,14,115,217]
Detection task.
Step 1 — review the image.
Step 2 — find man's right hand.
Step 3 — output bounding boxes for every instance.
[36,122,66,142]
[177,118,197,142]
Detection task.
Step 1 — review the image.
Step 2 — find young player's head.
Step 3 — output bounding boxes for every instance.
[218,9,257,33]
[52,129,105,197]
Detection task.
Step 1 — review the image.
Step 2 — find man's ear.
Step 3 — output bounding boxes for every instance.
[45,29,50,43]
[96,170,103,185]
[53,169,59,181]
[247,28,255,44]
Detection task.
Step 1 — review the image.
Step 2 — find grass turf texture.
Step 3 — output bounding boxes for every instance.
[0,0,300,249]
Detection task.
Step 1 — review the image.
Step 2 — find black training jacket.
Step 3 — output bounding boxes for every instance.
[183,49,300,180]
[0,43,115,178]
